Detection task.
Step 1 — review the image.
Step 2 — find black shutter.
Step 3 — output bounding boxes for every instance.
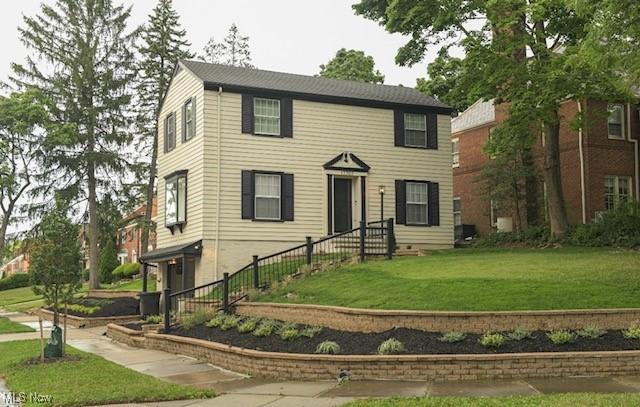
[190,97,196,140]
[427,113,438,149]
[394,110,404,147]
[241,170,254,219]
[281,98,293,137]
[163,116,168,153]
[181,101,186,142]
[282,173,294,221]
[241,94,254,134]
[395,180,406,224]
[428,182,440,226]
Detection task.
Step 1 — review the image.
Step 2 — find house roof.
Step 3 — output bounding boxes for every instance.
[451,99,496,134]
[139,240,202,263]
[180,60,453,113]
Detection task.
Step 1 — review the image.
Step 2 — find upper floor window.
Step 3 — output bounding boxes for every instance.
[254,98,281,136]
[183,98,195,141]
[453,198,461,226]
[165,171,187,229]
[604,175,631,210]
[406,182,429,224]
[164,113,176,152]
[404,113,427,147]
[607,103,625,140]
[452,138,460,168]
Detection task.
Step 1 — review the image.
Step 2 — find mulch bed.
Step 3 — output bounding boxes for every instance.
[50,297,139,318]
[172,324,640,355]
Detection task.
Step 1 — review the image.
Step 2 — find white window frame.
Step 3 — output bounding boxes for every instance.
[490,198,498,227]
[604,175,632,210]
[404,113,427,148]
[607,103,625,140]
[406,182,429,225]
[184,98,195,141]
[453,197,461,226]
[254,97,281,136]
[452,138,460,168]
[165,113,176,152]
[254,173,282,220]
[165,173,187,227]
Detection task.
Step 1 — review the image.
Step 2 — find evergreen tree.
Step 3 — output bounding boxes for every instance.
[201,23,254,67]
[12,0,138,288]
[98,237,119,284]
[136,0,193,256]
[319,49,385,83]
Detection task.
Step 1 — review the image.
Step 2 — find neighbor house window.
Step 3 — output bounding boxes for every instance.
[490,199,498,227]
[406,182,428,224]
[452,138,460,167]
[183,98,195,141]
[453,198,461,226]
[165,172,187,227]
[404,113,427,147]
[254,98,281,135]
[255,173,281,220]
[604,175,631,210]
[607,103,625,139]
[164,113,176,152]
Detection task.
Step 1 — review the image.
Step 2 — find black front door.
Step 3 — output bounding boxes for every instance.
[333,178,352,233]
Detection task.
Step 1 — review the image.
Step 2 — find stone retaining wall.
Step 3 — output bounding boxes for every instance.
[106,323,640,381]
[235,302,640,333]
[33,308,140,328]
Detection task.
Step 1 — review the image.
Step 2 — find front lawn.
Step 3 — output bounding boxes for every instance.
[346,393,640,407]
[255,248,640,311]
[105,278,157,292]
[0,340,212,406]
[0,317,34,334]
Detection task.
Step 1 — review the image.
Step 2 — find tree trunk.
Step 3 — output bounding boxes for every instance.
[140,130,157,255]
[542,114,569,236]
[522,149,540,226]
[88,162,100,289]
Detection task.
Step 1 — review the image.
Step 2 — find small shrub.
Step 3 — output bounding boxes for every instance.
[181,309,216,329]
[145,315,162,324]
[547,330,576,344]
[438,331,466,343]
[219,315,241,331]
[315,341,341,354]
[65,304,100,315]
[112,262,140,279]
[278,322,297,333]
[0,273,31,291]
[507,327,533,341]
[252,320,278,337]
[377,338,406,355]
[623,321,640,340]
[480,332,505,348]
[237,318,258,334]
[300,326,323,338]
[280,327,300,341]
[205,314,225,328]
[577,325,606,339]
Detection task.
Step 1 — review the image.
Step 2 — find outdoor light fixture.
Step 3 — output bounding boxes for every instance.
[378,185,385,195]
[379,185,385,220]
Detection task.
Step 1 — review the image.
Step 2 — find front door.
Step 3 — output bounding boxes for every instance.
[333,178,352,233]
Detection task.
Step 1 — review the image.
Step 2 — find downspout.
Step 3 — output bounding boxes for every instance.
[214,87,223,279]
[577,101,587,224]
[627,103,639,200]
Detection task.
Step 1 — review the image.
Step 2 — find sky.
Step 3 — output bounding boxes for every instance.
[0,0,453,88]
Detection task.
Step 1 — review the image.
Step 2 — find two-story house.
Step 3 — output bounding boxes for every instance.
[451,98,639,237]
[141,60,454,294]
[116,198,157,264]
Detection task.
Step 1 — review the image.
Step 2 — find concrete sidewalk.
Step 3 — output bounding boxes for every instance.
[4,311,640,406]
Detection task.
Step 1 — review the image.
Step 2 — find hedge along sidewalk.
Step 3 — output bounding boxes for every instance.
[0,340,212,407]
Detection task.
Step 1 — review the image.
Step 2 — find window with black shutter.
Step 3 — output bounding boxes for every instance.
[241,170,294,221]
[164,112,176,152]
[393,110,438,150]
[182,97,195,142]
[395,180,439,226]
[241,94,293,138]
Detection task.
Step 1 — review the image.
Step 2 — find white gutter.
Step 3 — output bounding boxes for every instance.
[628,103,639,199]
[214,86,223,279]
[577,101,586,224]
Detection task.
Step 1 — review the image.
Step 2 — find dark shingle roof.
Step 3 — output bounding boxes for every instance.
[180,60,452,112]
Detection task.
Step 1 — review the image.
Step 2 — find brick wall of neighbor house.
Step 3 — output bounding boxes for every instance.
[116,199,158,264]
[0,254,29,278]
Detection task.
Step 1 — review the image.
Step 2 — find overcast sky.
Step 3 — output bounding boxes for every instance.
[0,0,456,88]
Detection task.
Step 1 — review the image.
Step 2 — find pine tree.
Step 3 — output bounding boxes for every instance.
[12,0,137,288]
[136,0,193,256]
[201,23,254,67]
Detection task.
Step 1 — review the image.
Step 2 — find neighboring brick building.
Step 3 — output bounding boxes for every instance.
[116,198,157,264]
[0,254,29,279]
[451,99,639,237]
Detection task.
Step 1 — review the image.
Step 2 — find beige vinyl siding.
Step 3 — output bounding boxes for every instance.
[204,92,453,248]
[156,67,207,248]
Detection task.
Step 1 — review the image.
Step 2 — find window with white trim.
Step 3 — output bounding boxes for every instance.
[404,113,427,147]
[165,173,186,226]
[607,103,625,139]
[164,113,176,152]
[604,175,631,210]
[255,173,281,220]
[452,138,460,167]
[406,182,428,224]
[490,198,498,226]
[453,198,461,226]
[184,98,194,141]
[254,98,281,135]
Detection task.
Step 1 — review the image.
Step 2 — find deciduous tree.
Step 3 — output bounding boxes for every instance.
[319,48,385,83]
[201,23,254,67]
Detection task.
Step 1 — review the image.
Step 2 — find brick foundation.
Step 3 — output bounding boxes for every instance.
[235,302,640,334]
[106,323,640,381]
[33,308,141,328]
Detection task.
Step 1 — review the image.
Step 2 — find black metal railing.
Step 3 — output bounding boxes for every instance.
[164,218,396,331]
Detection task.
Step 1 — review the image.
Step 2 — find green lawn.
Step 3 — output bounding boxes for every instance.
[0,317,34,334]
[104,278,157,292]
[255,248,640,311]
[345,394,640,407]
[0,340,212,406]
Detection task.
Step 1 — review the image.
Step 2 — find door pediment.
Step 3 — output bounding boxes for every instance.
[323,152,370,173]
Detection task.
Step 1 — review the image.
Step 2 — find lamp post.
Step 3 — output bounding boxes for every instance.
[378,185,385,221]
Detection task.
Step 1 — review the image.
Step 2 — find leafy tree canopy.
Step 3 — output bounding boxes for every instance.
[319,48,385,83]
[416,48,472,111]
[201,23,254,67]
